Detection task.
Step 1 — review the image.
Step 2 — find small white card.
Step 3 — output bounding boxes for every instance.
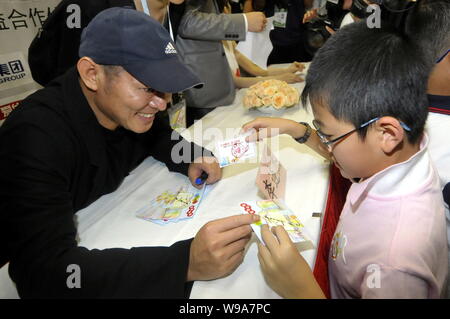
[215,134,257,168]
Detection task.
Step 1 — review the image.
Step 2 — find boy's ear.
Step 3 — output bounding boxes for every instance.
[375,116,405,154]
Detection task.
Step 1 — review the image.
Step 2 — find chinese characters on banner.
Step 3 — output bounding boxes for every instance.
[0,0,60,125]
[0,7,53,31]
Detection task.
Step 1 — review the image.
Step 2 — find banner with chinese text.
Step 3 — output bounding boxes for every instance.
[0,0,61,125]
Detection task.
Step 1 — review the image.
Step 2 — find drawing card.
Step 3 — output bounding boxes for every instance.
[239,200,311,244]
[136,182,206,225]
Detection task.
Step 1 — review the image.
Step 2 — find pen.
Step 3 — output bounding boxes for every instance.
[195,171,209,185]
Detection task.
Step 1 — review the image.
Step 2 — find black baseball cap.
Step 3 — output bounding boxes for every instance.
[79,7,202,93]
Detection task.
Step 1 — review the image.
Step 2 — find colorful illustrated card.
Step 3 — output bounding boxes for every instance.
[239,200,311,244]
[256,144,286,201]
[136,182,206,225]
[215,134,257,168]
[168,97,186,132]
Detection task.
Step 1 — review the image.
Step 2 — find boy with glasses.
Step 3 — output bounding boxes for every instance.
[242,21,448,298]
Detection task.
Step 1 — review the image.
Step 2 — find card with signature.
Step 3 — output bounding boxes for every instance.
[255,144,286,201]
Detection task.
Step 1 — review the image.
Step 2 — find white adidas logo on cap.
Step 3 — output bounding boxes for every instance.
[165,42,177,54]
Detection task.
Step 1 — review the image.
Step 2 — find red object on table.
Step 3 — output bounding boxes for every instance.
[313,164,352,299]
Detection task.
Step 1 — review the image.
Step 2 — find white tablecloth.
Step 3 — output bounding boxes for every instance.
[0,77,330,299]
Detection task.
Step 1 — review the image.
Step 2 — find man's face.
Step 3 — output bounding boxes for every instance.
[93,67,169,133]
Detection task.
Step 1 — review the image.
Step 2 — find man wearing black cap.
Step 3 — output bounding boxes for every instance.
[0,8,258,298]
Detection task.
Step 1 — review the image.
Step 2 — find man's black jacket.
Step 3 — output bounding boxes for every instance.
[0,67,206,298]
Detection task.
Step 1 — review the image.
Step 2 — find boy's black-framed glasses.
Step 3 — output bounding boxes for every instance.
[436,49,450,64]
[312,117,412,149]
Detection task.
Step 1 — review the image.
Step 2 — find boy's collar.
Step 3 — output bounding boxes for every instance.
[347,134,431,207]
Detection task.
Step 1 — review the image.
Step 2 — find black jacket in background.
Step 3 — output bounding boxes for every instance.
[29,0,186,87]
[0,67,207,298]
[263,0,307,47]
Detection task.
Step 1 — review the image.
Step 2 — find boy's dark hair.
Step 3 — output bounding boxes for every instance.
[405,0,450,61]
[302,21,430,144]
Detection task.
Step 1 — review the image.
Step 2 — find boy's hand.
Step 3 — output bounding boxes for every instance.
[257,225,325,298]
[241,117,302,142]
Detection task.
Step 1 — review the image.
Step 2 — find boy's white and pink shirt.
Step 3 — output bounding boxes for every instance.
[328,134,448,298]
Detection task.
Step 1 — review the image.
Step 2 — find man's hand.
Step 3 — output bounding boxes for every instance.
[286,61,305,74]
[187,214,260,281]
[245,12,267,32]
[188,156,222,189]
[302,8,318,24]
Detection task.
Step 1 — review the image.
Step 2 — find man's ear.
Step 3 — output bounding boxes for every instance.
[77,57,100,91]
[374,116,405,154]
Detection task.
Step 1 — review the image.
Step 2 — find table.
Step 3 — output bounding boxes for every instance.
[0,75,330,299]
[181,83,330,298]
